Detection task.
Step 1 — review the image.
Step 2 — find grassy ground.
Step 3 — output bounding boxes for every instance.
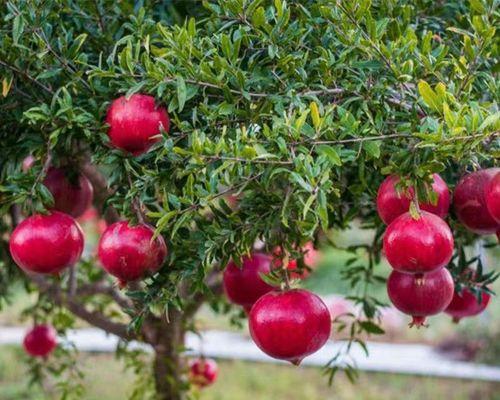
[0,347,498,400]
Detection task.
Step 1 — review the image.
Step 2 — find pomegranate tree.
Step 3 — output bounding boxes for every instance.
[9,212,84,274]
[98,221,168,285]
[189,358,219,388]
[249,289,331,364]
[387,268,454,327]
[106,94,170,155]
[1,1,498,399]
[23,324,58,358]
[223,252,275,312]
[376,174,450,225]
[383,211,454,274]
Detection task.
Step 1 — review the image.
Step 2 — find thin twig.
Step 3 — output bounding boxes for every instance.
[92,0,105,32]
[201,155,293,165]
[0,59,54,94]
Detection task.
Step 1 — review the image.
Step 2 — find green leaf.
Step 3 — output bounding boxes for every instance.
[418,80,440,111]
[176,76,187,112]
[310,102,321,130]
[478,112,500,132]
[363,141,380,159]
[359,321,385,335]
[252,7,266,28]
[316,145,342,166]
[12,15,24,44]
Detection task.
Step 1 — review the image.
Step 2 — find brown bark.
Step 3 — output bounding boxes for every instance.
[145,309,186,400]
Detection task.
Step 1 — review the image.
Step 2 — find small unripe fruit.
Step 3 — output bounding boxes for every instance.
[223,253,275,311]
[387,268,454,327]
[105,94,170,155]
[189,358,218,388]
[98,221,167,285]
[445,288,491,323]
[376,174,450,225]
[485,172,500,224]
[10,212,84,274]
[249,289,331,365]
[383,211,454,274]
[454,168,500,234]
[43,167,94,218]
[23,324,57,357]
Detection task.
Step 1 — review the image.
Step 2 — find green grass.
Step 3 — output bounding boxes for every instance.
[0,346,498,400]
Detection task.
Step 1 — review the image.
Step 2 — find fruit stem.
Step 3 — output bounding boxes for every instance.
[409,316,428,328]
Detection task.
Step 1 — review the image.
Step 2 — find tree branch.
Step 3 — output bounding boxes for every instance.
[0,59,54,95]
[28,273,135,341]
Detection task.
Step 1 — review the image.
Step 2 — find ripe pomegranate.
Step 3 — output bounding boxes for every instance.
[43,167,94,218]
[273,242,320,279]
[445,288,491,323]
[223,253,275,311]
[10,212,84,274]
[249,289,331,365]
[454,168,500,234]
[105,94,170,155]
[387,268,454,327]
[485,171,500,224]
[376,174,450,225]
[189,358,218,387]
[23,324,57,357]
[98,221,167,286]
[383,211,454,274]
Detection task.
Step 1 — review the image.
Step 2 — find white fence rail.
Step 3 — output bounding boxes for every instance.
[1,327,499,382]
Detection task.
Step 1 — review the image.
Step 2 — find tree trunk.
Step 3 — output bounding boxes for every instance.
[150,309,186,400]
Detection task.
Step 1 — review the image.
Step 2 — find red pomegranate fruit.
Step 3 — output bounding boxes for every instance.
[376,174,450,225]
[454,168,500,234]
[43,167,94,218]
[10,212,84,274]
[445,288,491,323]
[387,268,454,327]
[189,358,218,387]
[383,211,454,274]
[485,171,500,224]
[249,289,331,365]
[223,253,275,311]
[23,324,58,357]
[98,221,167,286]
[105,93,170,155]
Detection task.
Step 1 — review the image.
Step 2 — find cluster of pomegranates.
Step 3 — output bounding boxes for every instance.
[377,169,498,327]
[11,94,170,288]
[222,247,331,365]
[12,94,172,357]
